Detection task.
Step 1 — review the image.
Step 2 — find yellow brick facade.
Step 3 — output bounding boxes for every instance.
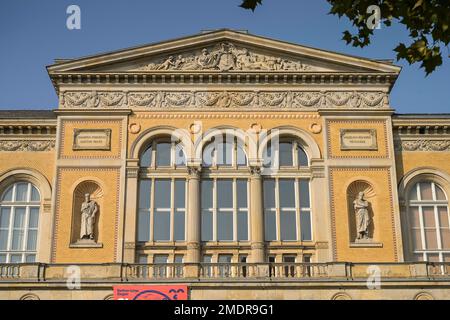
[0,30,449,299]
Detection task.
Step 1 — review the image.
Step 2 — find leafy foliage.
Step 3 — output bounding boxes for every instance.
[240,0,450,75]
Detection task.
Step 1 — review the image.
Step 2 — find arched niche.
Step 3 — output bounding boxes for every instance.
[70,181,103,245]
[347,180,376,243]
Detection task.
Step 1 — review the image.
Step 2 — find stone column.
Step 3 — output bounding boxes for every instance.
[123,161,139,263]
[249,166,265,263]
[186,166,201,264]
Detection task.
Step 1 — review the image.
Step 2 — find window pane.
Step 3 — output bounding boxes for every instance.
[138,180,151,209]
[174,211,185,241]
[153,211,170,241]
[236,180,248,208]
[0,207,10,228]
[420,182,433,200]
[154,179,171,208]
[217,142,232,166]
[413,253,424,261]
[218,255,232,263]
[217,180,233,208]
[441,229,450,249]
[279,142,293,166]
[138,255,148,263]
[217,210,233,241]
[0,254,6,263]
[26,230,37,251]
[25,254,35,263]
[280,210,296,241]
[15,183,28,202]
[140,145,152,167]
[264,211,276,241]
[29,207,39,229]
[438,207,449,228]
[137,210,150,242]
[409,185,418,200]
[30,186,40,202]
[426,253,440,262]
[0,230,8,250]
[422,207,435,228]
[175,144,186,166]
[424,229,438,249]
[435,185,447,200]
[263,179,275,208]
[201,180,213,208]
[1,187,13,202]
[202,255,212,263]
[10,255,22,263]
[174,180,186,209]
[202,144,214,167]
[154,255,168,264]
[237,211,248,241]
[412,229,422,250]
[237,145,247,166]
[410,207,420,228]
[13,208,25,228]
[11,230,24,250]
[174,255,184,263]
[297,147,308,166]
[279,179,295,208]
[299,179,310,208]
[201,210,212,241]
[300,211,312,241]
[156,142,171,166]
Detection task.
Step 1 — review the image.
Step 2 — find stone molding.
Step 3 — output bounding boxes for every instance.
[395,139,450,152]
[0,140,56,152]
[61,90,388,110]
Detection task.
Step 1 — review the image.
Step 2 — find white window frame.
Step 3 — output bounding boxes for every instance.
[201,178,249,242]
[408,181,450,262]
[0,182,40,263]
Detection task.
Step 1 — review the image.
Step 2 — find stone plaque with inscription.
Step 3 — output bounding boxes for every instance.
[340,129,377,150]
[73,129,111,150]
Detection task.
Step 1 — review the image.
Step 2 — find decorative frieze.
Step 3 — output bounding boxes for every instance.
[61,90,388,110]
[395,139,450,152]
[0,140,55,152]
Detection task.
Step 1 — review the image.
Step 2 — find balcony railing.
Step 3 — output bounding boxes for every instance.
[0,262,449,282]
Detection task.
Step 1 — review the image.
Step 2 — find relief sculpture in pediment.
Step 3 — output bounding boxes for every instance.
[135,42,311,72]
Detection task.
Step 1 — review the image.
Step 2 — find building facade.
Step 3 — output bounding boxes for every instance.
[0,30,449,300]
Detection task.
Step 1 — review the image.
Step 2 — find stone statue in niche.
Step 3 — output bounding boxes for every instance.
[353,191,371,241]
[79,193,98,241]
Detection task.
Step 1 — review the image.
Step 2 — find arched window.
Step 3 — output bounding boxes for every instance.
[137,139,187,243]
[262,138,312,242]
[408,181,450,262]
[140,139,186,168]
[202,135,247,168]
[201,135,249,242]
[0,182,40,263]
[263,139,308,168]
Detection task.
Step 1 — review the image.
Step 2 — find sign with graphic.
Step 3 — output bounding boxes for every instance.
[113,285,188,300]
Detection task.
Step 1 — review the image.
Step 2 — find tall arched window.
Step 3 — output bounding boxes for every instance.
[0,182,40,263]
[201,135,249,242]
[137,138,187,243]
[262,138,312,242]
[408,181,450,262]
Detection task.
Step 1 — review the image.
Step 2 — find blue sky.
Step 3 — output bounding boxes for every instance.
[0,0,448,113]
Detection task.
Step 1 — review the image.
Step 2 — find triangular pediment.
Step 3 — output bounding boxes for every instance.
[47,29,400,74]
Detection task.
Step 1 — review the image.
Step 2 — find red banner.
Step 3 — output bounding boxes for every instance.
[113,285,188,300]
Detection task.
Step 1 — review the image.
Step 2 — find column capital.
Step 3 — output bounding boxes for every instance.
[249,165,262,176]
[187,166,202,179]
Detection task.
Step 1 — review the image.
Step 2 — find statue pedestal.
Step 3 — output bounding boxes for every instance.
[70,239,103,248]
[350,240,383,248]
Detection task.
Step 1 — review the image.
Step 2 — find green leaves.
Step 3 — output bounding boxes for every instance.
[240,0,262,11]
[326,0,450,75]
[239,0,449,74]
